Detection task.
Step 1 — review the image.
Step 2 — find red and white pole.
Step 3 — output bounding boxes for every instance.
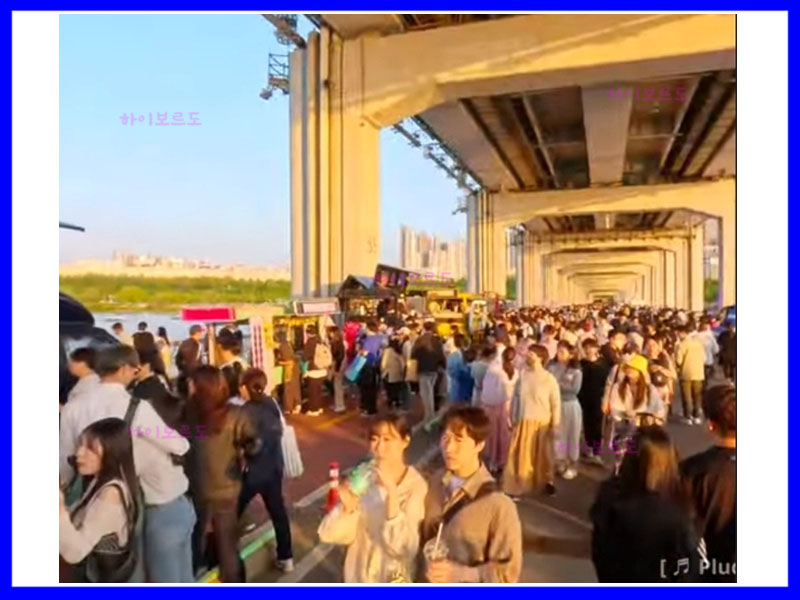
[324,461,340,513]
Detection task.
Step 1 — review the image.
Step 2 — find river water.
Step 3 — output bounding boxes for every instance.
[93,312,194,343]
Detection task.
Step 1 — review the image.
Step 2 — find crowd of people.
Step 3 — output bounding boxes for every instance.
[60,321,292,583]
[58,304,736,583]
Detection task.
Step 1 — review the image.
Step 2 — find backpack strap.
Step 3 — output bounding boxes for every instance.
[123,396,142,428]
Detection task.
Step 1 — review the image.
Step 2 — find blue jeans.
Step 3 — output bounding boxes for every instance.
[145,494,196,582]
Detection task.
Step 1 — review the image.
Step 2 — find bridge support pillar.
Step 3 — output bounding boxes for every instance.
[290,29,381,298]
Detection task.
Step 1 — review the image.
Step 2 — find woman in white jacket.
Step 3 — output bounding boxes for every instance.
[318,414,428,583]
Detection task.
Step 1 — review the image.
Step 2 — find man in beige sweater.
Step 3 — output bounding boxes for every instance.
[421,406,523,583]
[676,325,707,425]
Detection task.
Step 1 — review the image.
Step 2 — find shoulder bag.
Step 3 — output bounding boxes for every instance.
[272,397,304,479]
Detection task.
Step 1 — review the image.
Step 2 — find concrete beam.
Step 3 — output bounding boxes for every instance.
[493,179,734,228]
[322,13,403,39]
[703,130,736,178]
[350,14,735,127]
[594,213,614,230]
[582,84,633,184]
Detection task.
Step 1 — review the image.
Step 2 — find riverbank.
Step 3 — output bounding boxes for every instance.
[60,274,291,313]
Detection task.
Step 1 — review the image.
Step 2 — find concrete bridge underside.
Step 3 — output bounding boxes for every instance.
[288,14,735,307]
[471,180,732,308]
[541,249,676,307]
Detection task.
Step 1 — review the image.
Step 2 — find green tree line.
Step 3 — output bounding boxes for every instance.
[59,275,292,313]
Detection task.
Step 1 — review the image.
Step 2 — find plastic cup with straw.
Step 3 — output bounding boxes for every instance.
[423,522,449,565]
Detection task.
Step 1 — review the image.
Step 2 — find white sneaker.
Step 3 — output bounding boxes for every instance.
[562,468,578,480]
[333,406,347,414]
[693,417,703,425]
[242,522,257,534]
[275,558,294,573]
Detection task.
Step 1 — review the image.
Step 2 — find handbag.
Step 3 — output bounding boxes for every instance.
[344,354,367,383]
[273,397,303,478]
[82,482,141,583]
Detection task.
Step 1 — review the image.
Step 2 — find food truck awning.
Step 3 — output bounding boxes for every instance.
[337,275,396,299]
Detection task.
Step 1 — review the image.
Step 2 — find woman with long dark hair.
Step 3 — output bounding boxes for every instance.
[590,426,700,582]
[237,368,294,573]
[59,417,140,583]
[547,341,583,480]
[185,365,260,582]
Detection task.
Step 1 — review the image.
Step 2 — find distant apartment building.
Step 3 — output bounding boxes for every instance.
[399,226,466,280]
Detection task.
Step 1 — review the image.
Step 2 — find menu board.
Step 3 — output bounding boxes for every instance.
[373,264,409,291]
[294,300,339,314]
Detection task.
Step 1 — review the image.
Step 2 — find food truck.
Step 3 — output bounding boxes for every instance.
[337,264,412,321]
[180,299,340,393]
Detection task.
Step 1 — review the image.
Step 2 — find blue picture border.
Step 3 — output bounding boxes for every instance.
[4,4,788,595]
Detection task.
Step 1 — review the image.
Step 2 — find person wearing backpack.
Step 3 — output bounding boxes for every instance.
[302,324,329,417]
[61,345,196,583]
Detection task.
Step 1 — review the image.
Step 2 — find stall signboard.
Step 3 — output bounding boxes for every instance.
[293,299,339,315]
[181,306,236,322]
[372,264,411,293]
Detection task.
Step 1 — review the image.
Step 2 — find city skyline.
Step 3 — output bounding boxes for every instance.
[399,225,466,280]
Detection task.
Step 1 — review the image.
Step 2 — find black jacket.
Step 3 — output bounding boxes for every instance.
[132,375,183,430]
[578,359,609,410]
[681,447,736,582]
[600,343,621,369]
[241,395,284,484]
[331,338,346,371]
[590,478,700,583]
[717,331,736,365]
[411,332,446,374]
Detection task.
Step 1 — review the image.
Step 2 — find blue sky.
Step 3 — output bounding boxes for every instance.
[58,13,466,267]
